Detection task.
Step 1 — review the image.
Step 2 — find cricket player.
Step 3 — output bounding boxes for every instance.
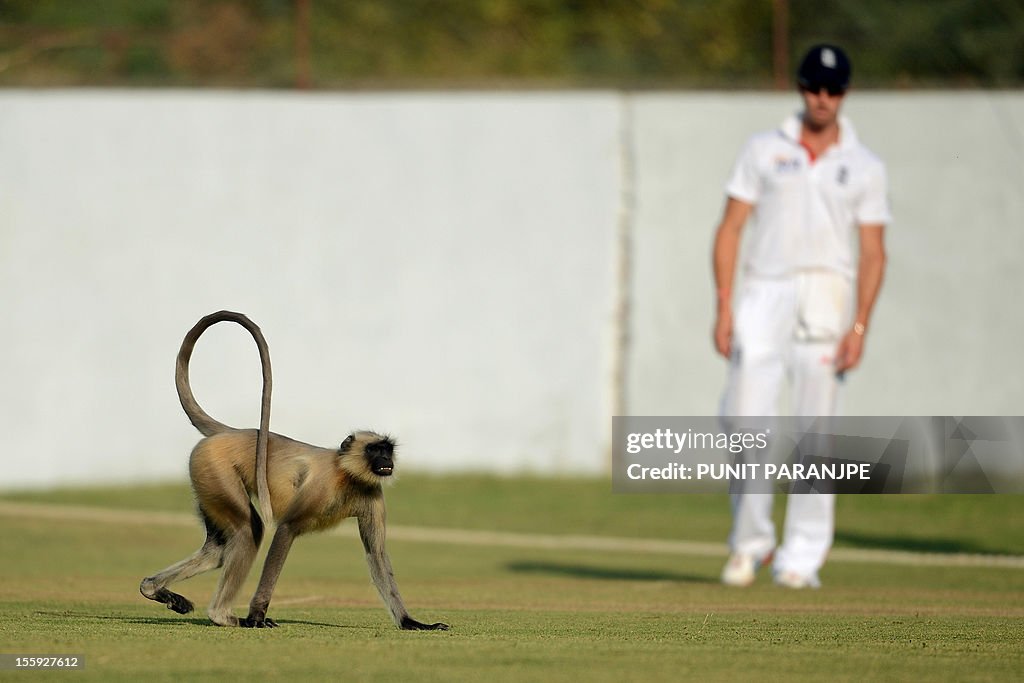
[712,44,890,588]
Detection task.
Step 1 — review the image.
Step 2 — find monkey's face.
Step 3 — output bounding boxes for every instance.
[365,439,395,477]
[339,431,396,483]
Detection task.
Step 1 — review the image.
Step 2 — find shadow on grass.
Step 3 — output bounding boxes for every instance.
[39,612,361,629]
[834,530,1014,556]
[506,561,713,583]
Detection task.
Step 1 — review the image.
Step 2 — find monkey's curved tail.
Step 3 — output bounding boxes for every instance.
[176,310,274,526]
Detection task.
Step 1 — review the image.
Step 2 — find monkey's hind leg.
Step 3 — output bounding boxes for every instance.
[140,514,228,615]
[206,505,264,627]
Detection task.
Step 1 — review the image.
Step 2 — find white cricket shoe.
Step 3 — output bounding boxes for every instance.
[773,571,821,589]
[720,552,772,587]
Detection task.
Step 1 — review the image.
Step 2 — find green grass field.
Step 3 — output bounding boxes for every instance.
[1,476,1022,682]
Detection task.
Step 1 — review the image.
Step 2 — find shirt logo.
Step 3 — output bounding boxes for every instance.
[774,155,802,174]
[837,165,849,185]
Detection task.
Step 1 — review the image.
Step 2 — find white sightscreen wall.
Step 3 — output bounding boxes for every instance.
[0,90,623,487]
[2,90,1023,488]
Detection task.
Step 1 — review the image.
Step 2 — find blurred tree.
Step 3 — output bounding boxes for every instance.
[0,0,1020,88]
[167,1,259,81]
[789,0,1024,87]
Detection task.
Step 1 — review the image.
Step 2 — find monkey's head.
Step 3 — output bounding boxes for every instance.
[338,431,397,484]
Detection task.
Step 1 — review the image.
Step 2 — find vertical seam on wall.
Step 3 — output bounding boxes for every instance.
[608,91,636,471]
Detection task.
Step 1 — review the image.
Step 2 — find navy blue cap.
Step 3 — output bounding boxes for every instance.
[796,44,851,91]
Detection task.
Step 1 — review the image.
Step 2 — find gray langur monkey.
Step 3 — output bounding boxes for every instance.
[139,310,449,631]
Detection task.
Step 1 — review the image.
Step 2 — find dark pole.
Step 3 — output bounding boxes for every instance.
[772,0,789,90]
[295,0,312,89]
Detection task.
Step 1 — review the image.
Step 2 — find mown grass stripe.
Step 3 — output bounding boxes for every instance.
[2,500,1021,569]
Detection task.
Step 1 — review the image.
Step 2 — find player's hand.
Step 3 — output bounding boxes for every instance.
[834,328,865,373]
[713,309,733,359]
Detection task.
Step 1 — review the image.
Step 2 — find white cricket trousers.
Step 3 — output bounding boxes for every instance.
[721,272,852,578]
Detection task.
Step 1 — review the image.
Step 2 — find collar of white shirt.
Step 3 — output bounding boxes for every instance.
[780,113,860,152]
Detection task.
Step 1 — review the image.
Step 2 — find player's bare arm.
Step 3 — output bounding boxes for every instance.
[835,224,886,372]
[711,197,753,358]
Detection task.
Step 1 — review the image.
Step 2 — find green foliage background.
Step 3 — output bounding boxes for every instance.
[1,0,1022,89]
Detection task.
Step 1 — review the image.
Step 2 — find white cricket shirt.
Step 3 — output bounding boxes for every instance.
[725,114,891,280]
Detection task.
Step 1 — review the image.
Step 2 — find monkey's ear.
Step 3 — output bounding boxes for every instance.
[339,434,356,453]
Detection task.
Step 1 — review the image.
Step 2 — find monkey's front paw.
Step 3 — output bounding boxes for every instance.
[150,588,193,615]
[400,616,450,631]
[240,614,278,628]
[166,595,195,615]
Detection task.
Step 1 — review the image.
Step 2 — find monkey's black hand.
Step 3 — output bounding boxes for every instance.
[240,611,278,628]
[153,588,194,615]
[166,595,195,615]
[400,616,450,631]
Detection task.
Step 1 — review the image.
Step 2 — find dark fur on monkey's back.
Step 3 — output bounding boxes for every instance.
[139,311,448,631]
